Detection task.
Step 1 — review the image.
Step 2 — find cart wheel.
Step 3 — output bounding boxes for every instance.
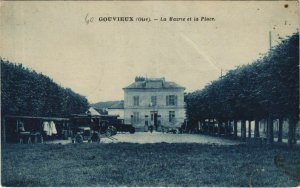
[112,127,117,136]
[129,128,135,134]
[75,134,83,143]
[106,130,112,137]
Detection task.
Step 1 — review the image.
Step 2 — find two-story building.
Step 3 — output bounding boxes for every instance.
[123,77,185,131]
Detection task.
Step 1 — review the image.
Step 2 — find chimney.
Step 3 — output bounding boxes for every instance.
[135,76,146,82]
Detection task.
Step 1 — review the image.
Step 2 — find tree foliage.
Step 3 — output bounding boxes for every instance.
[1,60,89,117]
[186,33,299,125]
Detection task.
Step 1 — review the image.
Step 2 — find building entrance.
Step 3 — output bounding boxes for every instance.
[151,111,158,131]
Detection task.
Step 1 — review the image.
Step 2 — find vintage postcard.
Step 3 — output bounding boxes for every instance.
[1,1,299,187]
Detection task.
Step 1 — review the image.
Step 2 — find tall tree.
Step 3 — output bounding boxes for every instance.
[1,60,89,117]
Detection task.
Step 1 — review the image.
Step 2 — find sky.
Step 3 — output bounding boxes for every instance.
[0,1,299,103]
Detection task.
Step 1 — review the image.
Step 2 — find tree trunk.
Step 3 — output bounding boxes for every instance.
[204,120,207,134]
[254,119,259,138]
[211,120,214,135]
[265,119,268,138]
[248,120,252,139]
[267,116,274,144]
[293,124,297,144]
[278,118,283,143]
[210,119,213,135]
[224,121,228,136]
[288,119,293,146]
[218,121,221,137]
[230,120,233,135]
[288,118,296,146]
[207,119,210,135]
[241,120,246,142]
[201,120,204,133]
[234,120,238,139]
[2,117,6,144]
[207,119,210,134]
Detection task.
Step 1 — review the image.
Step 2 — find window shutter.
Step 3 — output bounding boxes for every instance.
[166,96,169,106]
[175,95,178,106]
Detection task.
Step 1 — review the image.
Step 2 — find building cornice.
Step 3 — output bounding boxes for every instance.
[123,88,185,92]
[124,105,185,110]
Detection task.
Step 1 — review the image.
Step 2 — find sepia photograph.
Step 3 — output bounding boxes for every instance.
[1,1,299,187]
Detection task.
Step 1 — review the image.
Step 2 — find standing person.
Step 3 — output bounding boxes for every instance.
[149,124,154,133]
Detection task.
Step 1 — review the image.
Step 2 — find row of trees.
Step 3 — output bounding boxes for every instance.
[185,33,299,145]
[1,59,89,117]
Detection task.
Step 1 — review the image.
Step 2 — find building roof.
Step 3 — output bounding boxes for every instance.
[108,101,124,109]
[4,115,69,121]
[123,77,185,90]
[86,107,101,116]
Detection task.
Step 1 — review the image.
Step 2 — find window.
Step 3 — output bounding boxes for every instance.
[166,95,177,106]
[133,96,139,106]
[151,96,157,106]
[169,111,175,122]
[133,112,139,123]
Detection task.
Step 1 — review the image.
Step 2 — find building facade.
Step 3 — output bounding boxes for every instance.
[123,77,185,131]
